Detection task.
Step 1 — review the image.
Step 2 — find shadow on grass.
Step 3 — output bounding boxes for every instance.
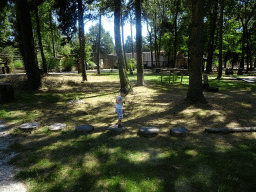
[2,73,256,191]
[9,129,256,192]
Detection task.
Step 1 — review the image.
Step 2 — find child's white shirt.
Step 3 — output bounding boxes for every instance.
[116,95,123,110]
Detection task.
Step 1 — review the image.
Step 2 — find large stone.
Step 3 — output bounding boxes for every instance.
[170,127,189,137]
[19,122,40,132]
[49,123,66,131]
[108,124,125,134]
[139,127,159,137]
[76,125,94,133]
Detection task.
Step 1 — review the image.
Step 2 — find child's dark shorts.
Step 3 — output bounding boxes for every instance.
[115,109,123,120]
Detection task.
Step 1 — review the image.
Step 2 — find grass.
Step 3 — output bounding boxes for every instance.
[1,71,256,192]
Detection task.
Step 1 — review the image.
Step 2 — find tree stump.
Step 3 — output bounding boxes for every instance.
[108,124,125,134]
[0,83,14,103]
[139,127,159,137]
[170,127,189,137]
[76,125,94,134]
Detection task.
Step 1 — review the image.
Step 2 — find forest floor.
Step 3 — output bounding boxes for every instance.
[0,71,256,192]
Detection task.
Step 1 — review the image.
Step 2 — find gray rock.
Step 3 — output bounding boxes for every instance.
[49,123,66,131]
[139,127,159,137]
[170,127,189,137]
[19,122,40,132]
[76,125,94,133]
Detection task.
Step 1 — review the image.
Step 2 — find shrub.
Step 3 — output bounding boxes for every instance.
[47,57,59,71]
[127,58,136,70]
[88,61,96,69]
[61,57,75,72]
[14,60,24,68]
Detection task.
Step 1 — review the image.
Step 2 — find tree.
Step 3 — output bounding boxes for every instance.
[34,4,47,74]
[135,0,144,86]
[78,0,87,81]
[206,0,218,73]
[16,0,41,90]
[86,24,114,55]
[217,0,224,79]
[114,0,130,89]
[55,0,95,80]
[185,0,207,104]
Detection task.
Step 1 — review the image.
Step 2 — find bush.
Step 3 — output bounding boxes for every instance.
[14,60,24,68]
[127,58,136,70]
[61,57,75,72]
[88,61,96,69]
[47,57,59,71]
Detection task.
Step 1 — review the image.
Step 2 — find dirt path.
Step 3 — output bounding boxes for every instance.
[0,121,27,192]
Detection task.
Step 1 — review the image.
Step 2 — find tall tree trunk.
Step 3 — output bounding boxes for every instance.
[246,28,250,72]
[16,0,41,90]
[206,0,218,73]
[217,0,224,79]
[174,1,179,68]
[185,0,207,104]
[121,14,127,70]
[147,22,154,71]
[49,10,56,58]
[114,0,129,89]
[136,0,144,86]
[130,13,134,59]
[35,5,47,74]
[78,0,87,81]
[96,11,101,75]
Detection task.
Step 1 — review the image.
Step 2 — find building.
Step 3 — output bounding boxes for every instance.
[91,51,189,69]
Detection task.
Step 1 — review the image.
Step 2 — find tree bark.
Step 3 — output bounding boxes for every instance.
[16,0,41,90]
[49,10,56,58]
[206,0,218,73]
[35,5,47,74]
[96,11,101,75]
[135,0,144,86]
[78,0,87,81]
[114,0,129,89]
[217,0,224,79]
[121,14,127,70]
[185,0,207,104]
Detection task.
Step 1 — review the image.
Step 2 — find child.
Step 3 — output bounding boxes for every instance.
[115,88,128,128]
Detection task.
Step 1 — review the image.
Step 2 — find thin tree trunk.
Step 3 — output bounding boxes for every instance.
[121,14,127,70]
[174,1,179,68]
[217,0,224,79]
[130,13,134,59]
[49,11,56,58]
[135,0,144,86]
[114,0,129,89]
[16,0,41,90]
[97,11,101,75]
[147,22,154,71]
[206,0,218,73]
[185,0,207,104]
[246,28,249,73]
[35,5,47,74]
[78,0,87,81]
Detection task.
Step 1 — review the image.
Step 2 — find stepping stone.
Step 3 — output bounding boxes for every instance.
[19,122,40,132]
[170,127,189,137]
[139,126,159,137]
[76,125,94,133]
[108,124,125,134]
[49,123,66,131]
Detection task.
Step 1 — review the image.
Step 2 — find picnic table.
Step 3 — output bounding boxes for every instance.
[160,68,189,84]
